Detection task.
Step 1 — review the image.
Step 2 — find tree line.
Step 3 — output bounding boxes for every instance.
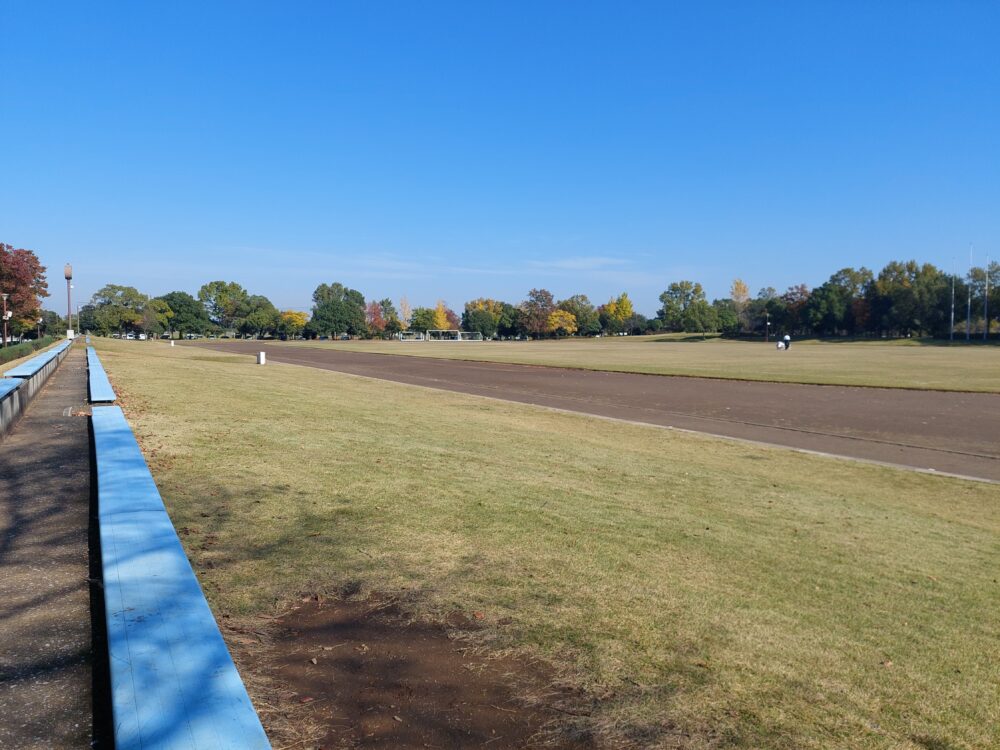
[3,240,998,343]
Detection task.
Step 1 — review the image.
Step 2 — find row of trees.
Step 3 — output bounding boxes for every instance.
[71,260,1000,341]
[661,261,999,339]
[6,241,996,342]
[74,282,311,339]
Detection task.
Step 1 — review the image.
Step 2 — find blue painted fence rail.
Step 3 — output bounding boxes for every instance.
[0,378,21,400]
[3,339,72,378]
[86,347,116,403]
[92,406,270,749]
[2,339,73,437]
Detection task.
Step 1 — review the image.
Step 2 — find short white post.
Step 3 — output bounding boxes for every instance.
[257,351,266,365]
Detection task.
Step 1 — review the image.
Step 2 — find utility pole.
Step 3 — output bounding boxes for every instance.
[949,265,955,342]
[1,293,9,347]
[966,246,972,342]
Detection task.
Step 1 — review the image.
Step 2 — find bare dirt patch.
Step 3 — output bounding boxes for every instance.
[229,596,594,750]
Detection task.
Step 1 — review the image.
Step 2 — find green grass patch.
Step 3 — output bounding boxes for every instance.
[259,336,1000,392]
[97,339,1000,748]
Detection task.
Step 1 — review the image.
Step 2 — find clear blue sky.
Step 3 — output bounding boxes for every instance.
[1,1,997,316]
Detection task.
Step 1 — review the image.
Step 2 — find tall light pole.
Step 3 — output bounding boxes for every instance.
[64,264,73,339]
[985,255,991,341]
[1,293,9,348]
[949,269,955,342]
[37,317,43,340]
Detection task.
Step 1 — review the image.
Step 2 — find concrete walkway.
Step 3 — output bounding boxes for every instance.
[0,345,94,748]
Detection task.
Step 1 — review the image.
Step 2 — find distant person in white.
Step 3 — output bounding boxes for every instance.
[783,334,791,350]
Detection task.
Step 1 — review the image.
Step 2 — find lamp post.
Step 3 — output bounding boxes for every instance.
[64,264,74,339]
[1,293,9,347]
[37,317,43,340]
[765,310,770,343]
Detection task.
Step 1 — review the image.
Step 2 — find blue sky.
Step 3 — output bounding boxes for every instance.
[1,1,997,316]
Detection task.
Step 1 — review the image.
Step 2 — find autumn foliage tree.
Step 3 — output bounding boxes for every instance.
[0,243,49,345]
[278,310,308,338]
[398,296,412,329]
[520,289,555,337]
[432,300,450,330]
[600,292,634,333]
[547,309,578,336]
[366,300,386,335]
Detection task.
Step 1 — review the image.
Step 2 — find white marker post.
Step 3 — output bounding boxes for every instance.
[257,351,266,365]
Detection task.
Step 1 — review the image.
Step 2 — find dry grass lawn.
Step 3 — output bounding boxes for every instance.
[97,338,1000,749]
[265,335,1000,392]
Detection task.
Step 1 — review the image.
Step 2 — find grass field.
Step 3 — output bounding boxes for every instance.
[97,339,1000,749]
[262,335,1000,392]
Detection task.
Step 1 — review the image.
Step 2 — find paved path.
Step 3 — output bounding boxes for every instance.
[0,346,94,749]
[205,342,1000,482]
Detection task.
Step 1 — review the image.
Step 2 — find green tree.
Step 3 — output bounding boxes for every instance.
[871,261,949,337]
[463,307,499,338]
[157,291,210,337]
[310,282,366,337]
[497,303,523,338]
[557,294,600,336]
[241,295,280,338]
[682,299,718,337]
[409,307,437,333]
[140,299,173,337]
[658,281,706,331]
[379,299,402,335]
[39,309,65,337]
[90,284,148,334]
[198,281,250,329]
[712,299,740,335]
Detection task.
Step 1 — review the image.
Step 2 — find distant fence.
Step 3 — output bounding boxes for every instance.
[0,339,73,439]
[91,402,271,749]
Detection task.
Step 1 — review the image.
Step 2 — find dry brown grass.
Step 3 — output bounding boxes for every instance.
[98,338,1000,749]
[265,335,1000,392]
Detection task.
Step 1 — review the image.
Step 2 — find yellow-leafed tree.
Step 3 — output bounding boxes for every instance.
[432,300,449,330]
[279,310,308,338]
[547,309,578,336]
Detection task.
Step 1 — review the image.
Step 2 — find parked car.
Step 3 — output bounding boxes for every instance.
[125,333,135,340]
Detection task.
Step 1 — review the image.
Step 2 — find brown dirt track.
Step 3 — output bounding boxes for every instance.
[201,341,1000,482]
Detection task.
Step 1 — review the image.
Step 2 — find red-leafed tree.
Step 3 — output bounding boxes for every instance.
[0,243,49,345]
[365,300,386,334]
[444,307,461,330]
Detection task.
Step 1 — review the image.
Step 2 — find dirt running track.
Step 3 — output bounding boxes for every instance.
[202,342,1000,482]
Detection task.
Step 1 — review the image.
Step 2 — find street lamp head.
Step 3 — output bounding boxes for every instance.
[64,263,73,280]
[1,293,8,301]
